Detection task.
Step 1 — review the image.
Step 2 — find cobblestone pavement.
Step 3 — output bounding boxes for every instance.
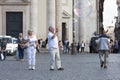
[0,53,120,80]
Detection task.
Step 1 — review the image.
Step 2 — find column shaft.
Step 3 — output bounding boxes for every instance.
[30,0,38,35]
[56,0,62,40]
[47,0,56,28]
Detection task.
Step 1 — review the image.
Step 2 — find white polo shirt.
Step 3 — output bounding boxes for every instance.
[48,32,58,49]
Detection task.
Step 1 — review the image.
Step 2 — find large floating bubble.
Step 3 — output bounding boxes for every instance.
[74,0,92,18]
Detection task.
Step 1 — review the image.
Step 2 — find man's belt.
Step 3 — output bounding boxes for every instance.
[51,47,57,49]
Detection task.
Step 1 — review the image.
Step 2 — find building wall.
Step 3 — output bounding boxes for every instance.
[0,6,2,35]
[0,0,30,37]
[0,0,73,43]
[0,0,99,52]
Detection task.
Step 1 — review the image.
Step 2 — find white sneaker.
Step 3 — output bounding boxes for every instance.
[32,66,35,70]
[1,53,4,60]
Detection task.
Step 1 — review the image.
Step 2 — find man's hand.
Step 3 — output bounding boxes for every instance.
[52,33,56,39]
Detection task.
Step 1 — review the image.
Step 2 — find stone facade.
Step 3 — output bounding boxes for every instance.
[0,0,102,52]
[0,0,73,43]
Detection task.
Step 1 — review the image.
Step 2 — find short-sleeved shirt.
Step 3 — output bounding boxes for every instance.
[98,34,110,50]
[24,35,37,47]
[48,32,58,49]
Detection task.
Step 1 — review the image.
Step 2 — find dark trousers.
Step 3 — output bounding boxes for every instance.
[99,50,109,66]
[18,47,24,59]
[81,47,84,52]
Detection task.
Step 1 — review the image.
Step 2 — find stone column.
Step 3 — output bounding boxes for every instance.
[56,0,62,40]
[30,0,38,36]
[47,0,56,28]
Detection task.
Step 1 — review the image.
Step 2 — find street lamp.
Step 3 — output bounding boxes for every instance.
[71,0,76,55]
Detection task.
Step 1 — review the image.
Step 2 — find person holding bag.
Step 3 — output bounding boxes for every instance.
[17,33,25,61]
[24,30,38,70]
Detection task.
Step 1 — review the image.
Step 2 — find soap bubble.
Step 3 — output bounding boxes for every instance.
[74,0,92,18]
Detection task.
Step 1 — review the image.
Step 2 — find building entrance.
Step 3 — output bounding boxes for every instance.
[6,12,23,38]
[62,23,67,44]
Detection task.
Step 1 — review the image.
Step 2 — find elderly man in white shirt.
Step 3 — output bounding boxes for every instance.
[97,31,110,68]
[48,26,64,71]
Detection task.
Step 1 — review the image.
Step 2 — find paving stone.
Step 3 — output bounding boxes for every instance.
[0,53,120,80]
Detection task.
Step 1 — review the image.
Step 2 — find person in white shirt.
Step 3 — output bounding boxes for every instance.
[48,26,64,71]
[97,30,110,68]
[24,30,38,70]
[81,41,85,52]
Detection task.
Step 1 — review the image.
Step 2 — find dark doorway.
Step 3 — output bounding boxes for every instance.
[6,12,23,38]
[62,23,67,45]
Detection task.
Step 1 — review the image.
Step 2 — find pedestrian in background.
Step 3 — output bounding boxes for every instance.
[17,33,25,61]
[24,30,38,70]
[58,40,63,54]
[40,39,43,48]
[77,42,81,53]
[113,39,119,53]
[47,26,64,71]
[0,38,7,60]
[97,29,110,68]
[81,41,85,53]
[64,38,69,53]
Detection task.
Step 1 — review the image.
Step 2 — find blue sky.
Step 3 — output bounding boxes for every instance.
[103,0,117,29]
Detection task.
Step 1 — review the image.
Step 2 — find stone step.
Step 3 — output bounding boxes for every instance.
[37,48,48,53]
[40,48,48,51]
